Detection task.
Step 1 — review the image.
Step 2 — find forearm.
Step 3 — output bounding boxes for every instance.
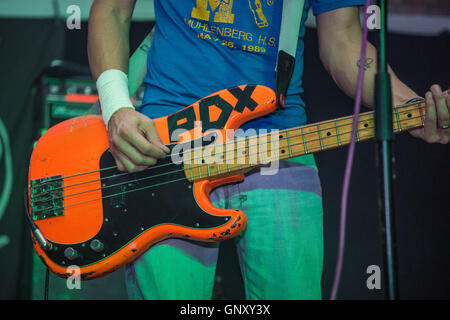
[323,39,419,107]
[87,0,134,80]
[317,7,420,108]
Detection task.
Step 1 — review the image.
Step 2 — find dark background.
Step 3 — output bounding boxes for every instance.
[0,17,448,300]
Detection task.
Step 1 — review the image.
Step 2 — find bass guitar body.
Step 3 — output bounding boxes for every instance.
[28,85,276,280]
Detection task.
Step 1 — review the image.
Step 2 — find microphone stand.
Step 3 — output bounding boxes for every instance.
[374,0,399,300]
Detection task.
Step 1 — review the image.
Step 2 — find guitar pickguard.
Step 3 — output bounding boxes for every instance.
[42,146,232,270]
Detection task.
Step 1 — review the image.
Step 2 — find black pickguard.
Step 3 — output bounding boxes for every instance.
[43,134,231,271]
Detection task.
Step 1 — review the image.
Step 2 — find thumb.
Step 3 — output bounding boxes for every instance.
[140,117,170,153]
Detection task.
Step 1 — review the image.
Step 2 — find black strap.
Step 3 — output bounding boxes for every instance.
[275,50,296,109]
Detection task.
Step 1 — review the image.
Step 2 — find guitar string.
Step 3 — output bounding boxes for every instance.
[33,176,190,215]
[30,103,425,190]
[31,105,425,198]
[30,103,425,195]
[33,120,423,216]
[31,107,425,199]
[32,120,423,215]
[30,102,425,188]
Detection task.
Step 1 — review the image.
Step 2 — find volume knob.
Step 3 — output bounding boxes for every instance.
[90,239,104,252]
[64,247,79,260]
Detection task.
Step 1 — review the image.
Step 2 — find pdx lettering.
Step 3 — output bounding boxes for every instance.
[167,85,258,142]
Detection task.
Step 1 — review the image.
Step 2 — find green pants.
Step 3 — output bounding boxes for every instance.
[125,154,324,299]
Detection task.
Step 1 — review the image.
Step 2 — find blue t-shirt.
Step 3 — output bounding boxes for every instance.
[140,0,365,130]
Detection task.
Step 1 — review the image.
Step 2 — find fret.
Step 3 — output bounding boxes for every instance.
[418,104,425,126]
[213,147,221,175]
[394,106,402,131]
[316,125,324,150]
[225,137,235,172]
[334,119,342,146]
[259,133,265,164]
[300,127,308,154]
[246,136,251,165]
[248,135,258,166]
[236,136,244,170]
[285,129,293,157]
[189,164,194,180]
[270,131,278,162]
[272,131,281,161]
[216,162,221,175]
[355,118,360,142]
[197,162,202,179]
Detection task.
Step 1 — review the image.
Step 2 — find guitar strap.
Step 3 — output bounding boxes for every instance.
[127,27,155,97]
[275,0,306,109]
[91,1,306,113]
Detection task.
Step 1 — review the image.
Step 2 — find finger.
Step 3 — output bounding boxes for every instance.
[430,84,450,128]
[423,91,439,143]
[444,88,450,112]
[139,119,171,154]
[440,88,450,144]
[438,88,450,144]
[110,149,126,172]
[122,128,167,160]
[113,147,148,173]
[114,135,158,167]
[408,127,425,140]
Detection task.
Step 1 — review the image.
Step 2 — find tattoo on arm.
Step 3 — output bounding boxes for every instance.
[357,58,374,71]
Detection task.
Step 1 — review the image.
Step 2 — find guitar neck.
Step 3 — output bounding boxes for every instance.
[185,101,426,181]
[276,100,426,158]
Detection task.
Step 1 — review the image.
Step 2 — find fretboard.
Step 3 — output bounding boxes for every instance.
[184,101,426,181]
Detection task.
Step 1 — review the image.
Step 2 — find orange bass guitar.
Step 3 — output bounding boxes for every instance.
[27,85,426,280]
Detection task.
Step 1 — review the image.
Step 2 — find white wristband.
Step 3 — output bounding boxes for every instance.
[96,69,135,128]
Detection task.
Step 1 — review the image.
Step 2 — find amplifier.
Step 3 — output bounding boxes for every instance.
[38,76,145,129]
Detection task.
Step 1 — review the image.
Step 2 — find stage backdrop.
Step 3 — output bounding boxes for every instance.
[0,17,448,299]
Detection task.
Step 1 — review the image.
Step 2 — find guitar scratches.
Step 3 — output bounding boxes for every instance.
[70,119,76,132]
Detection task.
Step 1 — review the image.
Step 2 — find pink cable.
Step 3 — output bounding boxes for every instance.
[330,0,371,300]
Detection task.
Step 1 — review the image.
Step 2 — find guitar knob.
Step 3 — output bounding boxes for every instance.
[90,239,104,252]
[64,247,79,260]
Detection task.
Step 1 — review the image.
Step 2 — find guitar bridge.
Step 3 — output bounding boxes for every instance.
[30,175,64,220]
